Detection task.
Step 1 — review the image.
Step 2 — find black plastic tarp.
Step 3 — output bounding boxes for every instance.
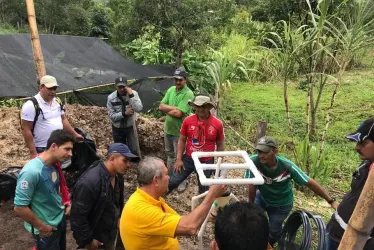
[0,34,170,98]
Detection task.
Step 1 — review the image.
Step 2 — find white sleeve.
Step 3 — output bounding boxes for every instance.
[21,100,36,122]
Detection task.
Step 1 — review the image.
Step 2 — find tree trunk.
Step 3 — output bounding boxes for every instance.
[255,121,268,143]
[26,0,46,85]
[175,36,183,67]
[338,165,374,250]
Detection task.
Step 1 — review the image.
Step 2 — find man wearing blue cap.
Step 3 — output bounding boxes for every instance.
[70,143,138,250]
[326,117,374,250]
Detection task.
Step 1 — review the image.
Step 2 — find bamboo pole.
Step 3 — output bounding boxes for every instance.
[26,0,46,85]
[338,164,374,250]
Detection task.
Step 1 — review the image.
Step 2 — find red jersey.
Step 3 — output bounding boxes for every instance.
[180,114,225,161]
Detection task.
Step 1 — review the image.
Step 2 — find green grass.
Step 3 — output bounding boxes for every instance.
[221,68,374,191]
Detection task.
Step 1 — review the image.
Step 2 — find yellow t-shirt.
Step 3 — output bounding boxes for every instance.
[120,188,181,250]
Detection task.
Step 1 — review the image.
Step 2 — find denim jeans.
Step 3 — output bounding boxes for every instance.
[326,233,339,250]
[255,191,293,241]
[164,134,179,175]
[112,126,138,155]
[168,155,214,194]
[34,216,66,250]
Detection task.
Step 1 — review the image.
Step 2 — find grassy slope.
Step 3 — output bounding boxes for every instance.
[220,68,374,220]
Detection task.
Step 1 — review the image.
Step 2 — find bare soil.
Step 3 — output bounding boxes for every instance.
[0,105,249,250]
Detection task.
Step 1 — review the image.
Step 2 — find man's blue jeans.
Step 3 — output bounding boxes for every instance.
[326,233,339,250]
[164,134,179,175]
[168,155,214,194]
[255,191,293,242]
[33,216,66,250]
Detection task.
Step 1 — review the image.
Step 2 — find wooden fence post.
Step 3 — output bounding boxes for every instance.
[255,120,268,143]
[26,0,46,85]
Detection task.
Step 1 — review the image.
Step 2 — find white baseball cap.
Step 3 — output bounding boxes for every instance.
[40,75,59,88]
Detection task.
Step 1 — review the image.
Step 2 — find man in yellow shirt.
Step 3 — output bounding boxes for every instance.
[120,156,227,250]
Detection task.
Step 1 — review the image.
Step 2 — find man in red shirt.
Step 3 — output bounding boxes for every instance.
[168,94,225,194]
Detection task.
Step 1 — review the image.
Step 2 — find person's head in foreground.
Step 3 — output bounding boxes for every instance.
[212,202,270,250]
[137,156,170,197]
[255,136,278,166]
[346,117,374,162]
[45,129,75,162]
[105,143,139,175]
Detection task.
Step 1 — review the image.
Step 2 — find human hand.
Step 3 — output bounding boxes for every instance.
[38,224,57,238]
[174,159,184,174]
[124,108,134,116]
[30,152,38,159]
[208,185,228,199]
[86,239,103,250]
[126,86,133,95]
[331,201,339,210]
[75,133,84,141]
[64,204,71,216]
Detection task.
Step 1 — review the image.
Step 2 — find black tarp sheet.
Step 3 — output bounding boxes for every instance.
[0,34,170,97]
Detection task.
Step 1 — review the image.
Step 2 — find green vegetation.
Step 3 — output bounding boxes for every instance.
[221,68,374,190]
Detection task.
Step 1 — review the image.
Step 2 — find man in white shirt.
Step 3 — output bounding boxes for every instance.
[21,75,83,158]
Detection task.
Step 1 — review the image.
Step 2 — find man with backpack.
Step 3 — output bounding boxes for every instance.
[21,75,83,158]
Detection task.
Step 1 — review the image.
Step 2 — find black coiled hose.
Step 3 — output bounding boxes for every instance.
[279,210,327,250]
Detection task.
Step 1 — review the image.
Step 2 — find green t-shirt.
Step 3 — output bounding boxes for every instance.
[160,86,194,136]
[244,155,310,207]
[14,157,65,234]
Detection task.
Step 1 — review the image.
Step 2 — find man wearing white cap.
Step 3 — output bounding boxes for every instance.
[21,75,83,158]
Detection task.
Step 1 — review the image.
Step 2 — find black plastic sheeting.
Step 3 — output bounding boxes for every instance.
[0,34,171,98]
[74,78,174,112]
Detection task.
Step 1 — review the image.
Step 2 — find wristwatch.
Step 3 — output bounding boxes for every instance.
[328,198,336,204]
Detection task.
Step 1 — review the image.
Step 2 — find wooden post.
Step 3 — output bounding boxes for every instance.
[26,0,46,85]
[338,165,374,250]
[255,120,268,143]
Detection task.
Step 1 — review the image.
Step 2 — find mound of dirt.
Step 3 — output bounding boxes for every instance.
[0,104,165,169]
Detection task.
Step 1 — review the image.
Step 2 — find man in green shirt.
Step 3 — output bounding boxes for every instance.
[245,136,338,246]
[159,68,194,192]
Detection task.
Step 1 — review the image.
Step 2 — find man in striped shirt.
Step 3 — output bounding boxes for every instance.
[245,136,338,247]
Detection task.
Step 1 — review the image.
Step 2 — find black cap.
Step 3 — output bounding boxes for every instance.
[173,68,187,79]
[115,76,128,87]
[255,136,278,153]
[346,117,374,142]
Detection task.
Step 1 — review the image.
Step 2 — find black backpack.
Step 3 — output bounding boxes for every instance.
[0,167,22,201]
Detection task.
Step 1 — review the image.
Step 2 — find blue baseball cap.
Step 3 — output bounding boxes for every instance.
[108,143,139,161]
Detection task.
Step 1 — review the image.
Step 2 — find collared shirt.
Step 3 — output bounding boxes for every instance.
[160,86,194,136]
[14,157,64,234]
[21,93,64,147]
[120,188,181,250]
[244,155,310,206]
